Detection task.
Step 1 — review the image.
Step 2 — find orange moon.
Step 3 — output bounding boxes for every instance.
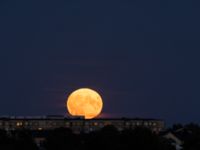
[66,88,103,119]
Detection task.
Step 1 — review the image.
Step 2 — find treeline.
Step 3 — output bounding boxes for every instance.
[0,124,200,150]
[44,126,176,150]
[169,123,200,150]
[0,129,38,150]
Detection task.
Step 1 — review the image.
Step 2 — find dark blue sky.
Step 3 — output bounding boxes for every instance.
[0,0,200,125]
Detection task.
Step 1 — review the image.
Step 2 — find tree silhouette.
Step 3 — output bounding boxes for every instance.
[44,127,79,150]
[120,127,175,150]
[12,130,38,150]
[182,123,200,150]
[0,125,184,150]
[83,125,120,150]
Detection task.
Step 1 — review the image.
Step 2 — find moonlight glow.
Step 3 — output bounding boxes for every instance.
[66,88,103,119]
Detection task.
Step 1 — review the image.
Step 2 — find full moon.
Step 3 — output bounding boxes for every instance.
[66,88,103,119]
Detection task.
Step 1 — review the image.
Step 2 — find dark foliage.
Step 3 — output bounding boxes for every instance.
[43,126,175,150]
[119,127,175,150]
[0,129,38,150]
[43,127,80,150]
[2,124,200,150]
[182,123,200,150]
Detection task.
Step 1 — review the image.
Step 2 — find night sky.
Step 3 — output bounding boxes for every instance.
[0,0,200,125]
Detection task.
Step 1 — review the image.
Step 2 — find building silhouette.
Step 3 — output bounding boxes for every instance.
[0,115,164,133]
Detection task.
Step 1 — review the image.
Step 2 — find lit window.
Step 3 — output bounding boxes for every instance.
[16,122,23,126]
